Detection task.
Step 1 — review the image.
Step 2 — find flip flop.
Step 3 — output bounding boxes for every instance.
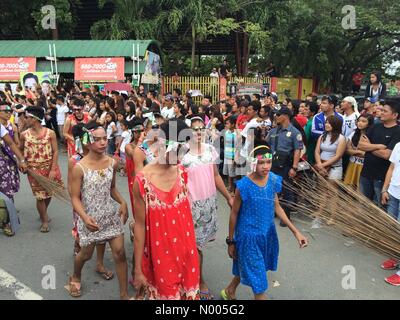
[96,269,114,281]
[220,289,236,300]
[200,290,214,300]
[40,225,50,233]
[129,278,146,300]
[66,277,81,298]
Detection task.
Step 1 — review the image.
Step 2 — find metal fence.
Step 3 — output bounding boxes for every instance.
[162,76,220,104]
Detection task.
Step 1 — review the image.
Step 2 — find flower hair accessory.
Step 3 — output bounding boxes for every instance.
[0,105,12,112]
[81,127,95,145]
[158,138,185,153]
[248,145,272,172]
[75,137,83,154]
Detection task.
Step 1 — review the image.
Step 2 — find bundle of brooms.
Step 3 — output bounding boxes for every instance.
[281,167,400,261]
[27,169,71,205]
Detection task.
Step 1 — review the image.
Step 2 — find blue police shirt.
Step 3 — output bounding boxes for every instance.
[266,124,304,154]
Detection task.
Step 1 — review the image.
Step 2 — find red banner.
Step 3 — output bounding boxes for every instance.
[0,57,36,81]
[75,57,125,81]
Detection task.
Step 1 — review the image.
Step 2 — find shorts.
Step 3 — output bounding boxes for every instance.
[223,159,236,178]
[235,156,249,176]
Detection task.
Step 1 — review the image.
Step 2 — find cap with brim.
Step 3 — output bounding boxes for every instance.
[368,97,378,103]
[275,106,292,117]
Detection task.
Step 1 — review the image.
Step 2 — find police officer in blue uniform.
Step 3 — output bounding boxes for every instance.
[266,106,303,227]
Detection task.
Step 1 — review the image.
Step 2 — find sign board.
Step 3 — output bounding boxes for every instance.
[236,83,263,96]
[20,72,52,90]
[75,57,125,81]
[141,51,161,84]
[0,57,36,81]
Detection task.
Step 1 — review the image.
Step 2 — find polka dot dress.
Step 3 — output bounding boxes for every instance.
[232,173,282,295]
[135,165,200,300]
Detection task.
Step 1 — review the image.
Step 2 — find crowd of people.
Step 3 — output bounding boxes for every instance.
[0,70,399,300]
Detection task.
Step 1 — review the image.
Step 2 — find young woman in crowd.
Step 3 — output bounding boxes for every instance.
[344,114,374,189]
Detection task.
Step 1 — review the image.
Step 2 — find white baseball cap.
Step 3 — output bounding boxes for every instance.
[342,96,359,114]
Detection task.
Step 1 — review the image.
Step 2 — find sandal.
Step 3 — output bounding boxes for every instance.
[200,289,214,300]
[220,289,236,300]
[40,225,50,233]
[129,278,146,300]
[67,277,81,298]
[96,269,114,281]
[3,225,15,237]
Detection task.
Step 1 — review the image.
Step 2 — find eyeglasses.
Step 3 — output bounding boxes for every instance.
[73,108,82,111]
[152,124,160,129]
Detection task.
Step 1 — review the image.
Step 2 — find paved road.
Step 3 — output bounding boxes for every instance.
[0,152,399,300]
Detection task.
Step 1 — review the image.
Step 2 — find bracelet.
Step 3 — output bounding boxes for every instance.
[381,189,388,194]
[291,167,298,171]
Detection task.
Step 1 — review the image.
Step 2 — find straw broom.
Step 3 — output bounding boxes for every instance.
[27,169,71,205]
[281,167,400,261]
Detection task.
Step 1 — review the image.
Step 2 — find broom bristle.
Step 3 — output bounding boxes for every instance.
[281,168,400,260]
[27,170,71,205]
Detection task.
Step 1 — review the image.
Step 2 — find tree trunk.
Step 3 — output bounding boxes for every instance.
[52,25,58,40]
[234,31,242,76]
[242,32,249,75]
[191,25,196,73]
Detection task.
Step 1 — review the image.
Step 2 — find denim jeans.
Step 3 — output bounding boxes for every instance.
[107,137,116,156]
[359,176,384,207]
[271,165,294,218]
[387,193,400,221]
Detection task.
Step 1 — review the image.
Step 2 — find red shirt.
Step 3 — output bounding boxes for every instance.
[295,115,308,128]
[236,114,250,131]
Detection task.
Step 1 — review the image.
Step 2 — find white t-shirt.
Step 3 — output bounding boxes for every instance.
[56,104,70,125]
[388,142,400,199]
[240,118,269,158]
[120,130,132,153]
[342,112,359,139]
[0,124,8,138]
[107,122,116,140]
[161,106,175,119]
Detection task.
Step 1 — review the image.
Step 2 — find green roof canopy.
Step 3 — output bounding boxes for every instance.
[0,40,161,58]
[0,40,161,76]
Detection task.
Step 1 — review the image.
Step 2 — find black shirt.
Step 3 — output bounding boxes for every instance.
[361,123,400,180]
[219,64,228,76]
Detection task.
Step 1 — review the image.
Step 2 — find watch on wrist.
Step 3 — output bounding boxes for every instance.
[291,167,298,171]
[226,237,235,246]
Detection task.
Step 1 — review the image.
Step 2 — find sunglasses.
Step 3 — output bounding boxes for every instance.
[73,108,83,111]
[152,124,160,129]
[192,126,206,132]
